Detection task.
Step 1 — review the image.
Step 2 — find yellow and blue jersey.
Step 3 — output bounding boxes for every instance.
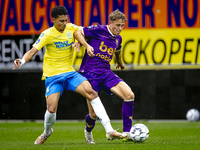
[33,23,80,80]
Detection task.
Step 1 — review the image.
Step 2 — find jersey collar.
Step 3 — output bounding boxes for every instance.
[106,25,115,37]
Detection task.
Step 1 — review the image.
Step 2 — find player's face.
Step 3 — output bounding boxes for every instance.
[109,19,125,35]
[53,15,68,33]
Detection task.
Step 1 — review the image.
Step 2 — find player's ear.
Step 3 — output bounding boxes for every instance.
[52,18,56,23]
[108,20,112,25]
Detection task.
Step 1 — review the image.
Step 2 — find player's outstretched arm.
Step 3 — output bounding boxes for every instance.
[13,47,38,70]
[74,30,95,57]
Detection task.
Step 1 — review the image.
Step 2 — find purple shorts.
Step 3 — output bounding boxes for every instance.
[82,70,123,95]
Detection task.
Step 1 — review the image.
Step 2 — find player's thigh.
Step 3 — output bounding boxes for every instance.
[65,72,87,92]
[111,81,134,100]
[46,92,61,113]
[45,75,65,112]
[76,80,98,100]
[64,72,97,99]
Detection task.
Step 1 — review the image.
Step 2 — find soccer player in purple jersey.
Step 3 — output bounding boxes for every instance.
[74,9,135,143]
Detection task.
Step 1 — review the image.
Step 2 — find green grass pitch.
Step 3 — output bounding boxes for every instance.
[0,120,200,150]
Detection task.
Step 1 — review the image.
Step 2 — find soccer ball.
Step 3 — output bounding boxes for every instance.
[186,108,200,122]
[129,123,149,142]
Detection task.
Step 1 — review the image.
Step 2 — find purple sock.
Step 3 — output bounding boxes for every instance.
[122,101,134,132]
[85,114,96,132]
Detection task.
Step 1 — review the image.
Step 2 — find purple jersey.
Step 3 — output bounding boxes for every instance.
[79,25,122,74]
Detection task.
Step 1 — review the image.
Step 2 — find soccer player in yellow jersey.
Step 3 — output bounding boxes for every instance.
[13,6,127,145]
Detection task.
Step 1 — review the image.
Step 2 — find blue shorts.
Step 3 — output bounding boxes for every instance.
[82,70,123,95]
[45,71,87,97]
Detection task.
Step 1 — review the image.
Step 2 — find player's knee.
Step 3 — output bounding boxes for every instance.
[125,92,135,101]
[47,106,57,113]
[86,89,98,101]
[90,112,97,119]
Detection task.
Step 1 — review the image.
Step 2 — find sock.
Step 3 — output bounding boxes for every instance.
[122,100,134,132]
[44,110,56,136]
[90,97,113,133]
[85,114,96,132]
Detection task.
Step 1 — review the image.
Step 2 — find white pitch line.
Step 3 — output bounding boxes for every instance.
[0,119,193,123]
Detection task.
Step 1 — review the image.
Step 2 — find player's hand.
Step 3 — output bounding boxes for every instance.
[116,64,125,70]
[72,42,81,52]
[86,45,95,57]
[13,59,25,70]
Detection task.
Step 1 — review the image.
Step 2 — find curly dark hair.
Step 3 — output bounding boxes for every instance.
[109,9,127,22]
[51,5,68,19]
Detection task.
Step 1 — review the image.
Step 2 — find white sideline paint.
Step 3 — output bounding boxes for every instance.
[0,119,189,123]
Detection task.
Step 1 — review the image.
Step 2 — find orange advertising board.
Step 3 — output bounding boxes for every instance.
[0,0,200,35]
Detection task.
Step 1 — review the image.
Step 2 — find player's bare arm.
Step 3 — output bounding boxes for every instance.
[13,47,38,70]
[73,30,95,57]
[115,50,125,70]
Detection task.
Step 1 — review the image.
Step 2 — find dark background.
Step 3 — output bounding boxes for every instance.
[1,69,200,120]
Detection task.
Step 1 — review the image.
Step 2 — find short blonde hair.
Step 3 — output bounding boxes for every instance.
[109,9,127,22]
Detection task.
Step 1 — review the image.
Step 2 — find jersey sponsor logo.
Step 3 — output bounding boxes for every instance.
[99,41,116,55]
[96,41,116,62]
[54,41,73,49]
[96,53,112,62]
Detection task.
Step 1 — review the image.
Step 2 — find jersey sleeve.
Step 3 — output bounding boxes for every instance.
[82,25,100,37]
[116,36,122,51]
[71,23,82,32]
[32,32,48,51]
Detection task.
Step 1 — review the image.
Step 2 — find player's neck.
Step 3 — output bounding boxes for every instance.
[54,26,64,33]
[107,25,115,36]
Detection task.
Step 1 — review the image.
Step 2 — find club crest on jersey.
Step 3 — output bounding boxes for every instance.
[66,32,72,39]
[116,39,119,46]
